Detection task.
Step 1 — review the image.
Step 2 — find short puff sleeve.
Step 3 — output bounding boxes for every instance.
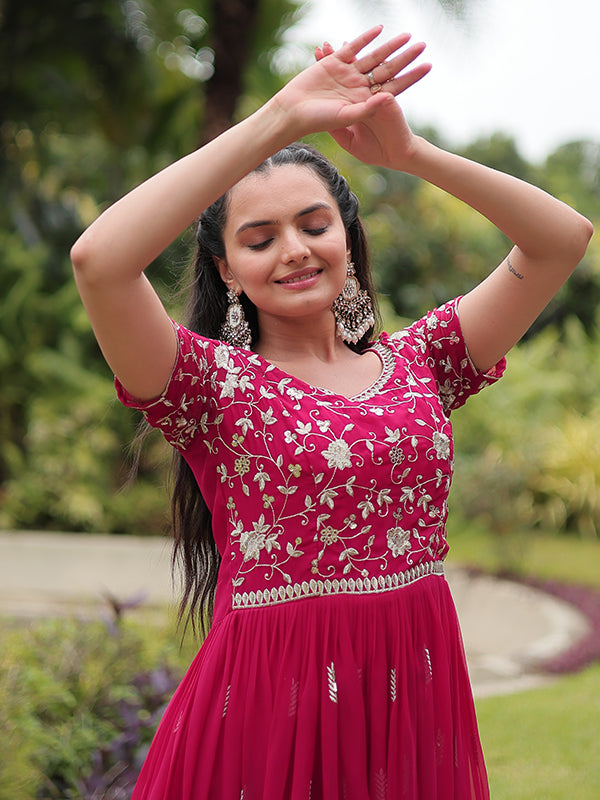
[389,296,505,413]
[115,322,252,451]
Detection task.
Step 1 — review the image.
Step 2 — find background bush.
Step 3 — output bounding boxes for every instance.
[450,314,600,551]
[0,613,195,800]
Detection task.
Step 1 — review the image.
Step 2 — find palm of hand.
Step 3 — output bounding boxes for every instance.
[306,30,428,169]
[277,55,378,135]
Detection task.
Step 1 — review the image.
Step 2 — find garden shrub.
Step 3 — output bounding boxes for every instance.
[0,614,194,800]
[450,314,600,544]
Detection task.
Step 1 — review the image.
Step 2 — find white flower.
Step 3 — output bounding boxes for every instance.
[240,515,270,561]
[240,530,265,561]
[214,344,231,369]
[387,526,412,557]
[321,439,352,470]
[432,431,451,460]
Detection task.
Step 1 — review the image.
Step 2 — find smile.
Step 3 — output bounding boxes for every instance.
[277,269,322,285]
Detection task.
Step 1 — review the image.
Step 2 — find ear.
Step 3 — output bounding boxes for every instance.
[214,256,238,292]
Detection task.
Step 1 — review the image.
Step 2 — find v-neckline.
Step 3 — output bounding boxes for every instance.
[252,340,394,402]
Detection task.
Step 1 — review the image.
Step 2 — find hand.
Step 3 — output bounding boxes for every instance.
[314,34,431,170]
[272,26,430,142]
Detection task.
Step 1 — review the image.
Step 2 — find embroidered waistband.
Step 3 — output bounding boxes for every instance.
[232,560,445,609]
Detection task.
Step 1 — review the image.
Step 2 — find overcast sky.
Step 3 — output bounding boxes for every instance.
[285,0,600,163]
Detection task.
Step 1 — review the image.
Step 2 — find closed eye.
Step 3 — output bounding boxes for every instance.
[247,239,273,251]
[305,226,328,236]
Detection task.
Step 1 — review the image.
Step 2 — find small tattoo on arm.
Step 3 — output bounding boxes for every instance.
[507,256,524,280]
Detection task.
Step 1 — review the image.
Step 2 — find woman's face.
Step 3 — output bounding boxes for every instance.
[217,164,349,333]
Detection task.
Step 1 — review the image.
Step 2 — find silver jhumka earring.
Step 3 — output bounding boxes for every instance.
[219,288,252,349]
[331,260,375,344]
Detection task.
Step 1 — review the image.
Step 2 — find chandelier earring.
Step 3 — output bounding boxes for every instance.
[219,287,252,349]
[331,259,375,344]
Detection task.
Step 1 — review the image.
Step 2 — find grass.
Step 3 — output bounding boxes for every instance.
[446,520,600,590]
[476,664,600,799]
[446,523,600,798]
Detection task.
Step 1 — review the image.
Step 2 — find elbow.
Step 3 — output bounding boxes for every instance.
[557,213,594,271]
[70,233,91,274]
[572,214,594,262]
[70,231,104,284]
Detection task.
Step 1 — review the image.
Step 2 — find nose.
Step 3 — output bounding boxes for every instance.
[281,228,310,263]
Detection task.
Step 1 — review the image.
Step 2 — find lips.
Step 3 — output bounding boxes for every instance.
[276,268,322,285]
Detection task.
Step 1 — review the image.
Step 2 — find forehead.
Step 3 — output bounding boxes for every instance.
[226,164,338,224]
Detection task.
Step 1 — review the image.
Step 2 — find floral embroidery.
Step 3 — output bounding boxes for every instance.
[387,526,412,557]
[432,431,451,460]
[116,298,505,611]
[234,455,251,476]
[321,438,353,470]
[320,526,340,545]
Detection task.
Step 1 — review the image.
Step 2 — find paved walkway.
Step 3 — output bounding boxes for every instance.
[0,531,590,698]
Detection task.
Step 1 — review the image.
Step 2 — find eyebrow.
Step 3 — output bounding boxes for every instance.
[234,202,333,236]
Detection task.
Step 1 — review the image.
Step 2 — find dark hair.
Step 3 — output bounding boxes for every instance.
[173,142,381,637]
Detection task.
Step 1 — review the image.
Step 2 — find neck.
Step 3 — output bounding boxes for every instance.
[254,310,353,365]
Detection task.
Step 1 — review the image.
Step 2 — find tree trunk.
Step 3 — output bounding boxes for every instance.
[202,0,261,145]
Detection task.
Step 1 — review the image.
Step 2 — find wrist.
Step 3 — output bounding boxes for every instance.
[249,96,305,151]
[392,134,436,175]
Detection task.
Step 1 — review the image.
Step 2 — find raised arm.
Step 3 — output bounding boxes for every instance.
[403,137,593,369]
[316,44,594,370]
[71,26,429,400]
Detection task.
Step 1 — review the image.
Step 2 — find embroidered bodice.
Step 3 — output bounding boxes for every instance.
[117,298,503,623]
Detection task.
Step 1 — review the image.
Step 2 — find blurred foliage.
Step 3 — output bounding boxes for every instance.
[370,131,600,330]
[0,612,196,800]
[0,0,299,530]
[450,313,600,550]
[0,0,599,538]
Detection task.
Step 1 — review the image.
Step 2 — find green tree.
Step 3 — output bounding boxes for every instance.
[0,0,301,529]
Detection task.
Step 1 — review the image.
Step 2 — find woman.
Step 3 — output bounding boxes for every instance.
[71,26,592,800]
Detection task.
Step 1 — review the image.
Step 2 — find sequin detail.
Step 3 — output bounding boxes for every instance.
[232,560,444,609]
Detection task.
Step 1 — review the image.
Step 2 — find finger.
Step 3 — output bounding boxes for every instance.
[354,32,413,73]
[334,91,389,127]
[315,41,335,62]
[375,41,428,85]
[327,126,353,152]
[381,61,432,97]
[337,25,384,63]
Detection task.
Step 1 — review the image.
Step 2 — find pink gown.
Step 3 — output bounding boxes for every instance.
[117,297,504,800]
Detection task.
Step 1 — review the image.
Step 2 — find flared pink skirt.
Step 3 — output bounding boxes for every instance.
[132,574,489,799]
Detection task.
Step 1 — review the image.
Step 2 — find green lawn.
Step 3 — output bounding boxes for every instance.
[447,525,600,798]
[447,522,600,590]
[476,664,600,799]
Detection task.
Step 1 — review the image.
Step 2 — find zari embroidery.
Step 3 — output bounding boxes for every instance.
[117,299,504,616]
[232,560,444,608]
[327,662,338,703]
